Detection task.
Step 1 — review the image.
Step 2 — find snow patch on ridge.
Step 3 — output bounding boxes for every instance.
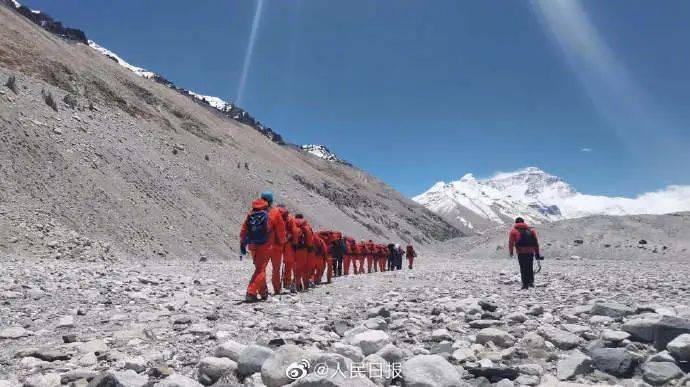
[88,40,156,79]
[300,145,342,162]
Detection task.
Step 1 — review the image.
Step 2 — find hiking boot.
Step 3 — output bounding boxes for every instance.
[309,281,316,289]
[245,294,259,303]
[259,292,269,300]
[289,284,296,294]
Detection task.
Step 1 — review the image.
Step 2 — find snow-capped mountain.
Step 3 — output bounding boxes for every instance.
[300,145,343,162]
[414,167,690,229]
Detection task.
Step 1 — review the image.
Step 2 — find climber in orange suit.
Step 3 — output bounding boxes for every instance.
[277,206,300,293]
[239,192,286,302]
[293,214,314,292]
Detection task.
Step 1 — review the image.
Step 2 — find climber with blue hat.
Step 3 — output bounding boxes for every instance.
[239,190,286,302]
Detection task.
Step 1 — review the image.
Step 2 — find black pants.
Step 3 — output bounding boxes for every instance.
[334,256,343,276]
[518,253,534,288]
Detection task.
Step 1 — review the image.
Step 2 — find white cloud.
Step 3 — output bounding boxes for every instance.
[581,147,592,152]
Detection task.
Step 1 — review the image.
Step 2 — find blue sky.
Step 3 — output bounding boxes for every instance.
[24,0,690,197]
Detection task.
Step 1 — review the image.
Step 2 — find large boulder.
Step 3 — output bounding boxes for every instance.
[332,342,364,362]
[652,316,690,350]
[237,345,274,377]
[540,327,581,350]
[288,373,376,386]
[362,354,393,386]
[667,333,690,362]
[590,348,636,378]
[197,357,237,386]
[24,373,61,387]
[556,351,592,381]
[640,361,684,386]
[591,302,635,319]
[260,344,306,387]
[345,330,390,355]
[214,340,246,362]
[622,317,661,342]
[402,354,464,387]
[153,374,204,387]
[475,328,515,348]
[465,366,519,383]
[376,344,405,365]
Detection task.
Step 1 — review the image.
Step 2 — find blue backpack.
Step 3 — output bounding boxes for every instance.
[246,209,269,245]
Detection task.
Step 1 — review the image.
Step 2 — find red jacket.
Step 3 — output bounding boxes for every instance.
[356,242,366,256]
[406,245,416,258]
[365,241,375,256]
[314,233,329,258]
[344,237,356,255]
[284,214,300,245]
[240,199,287,247]
[509,223,540,255]
[294,218,314,249]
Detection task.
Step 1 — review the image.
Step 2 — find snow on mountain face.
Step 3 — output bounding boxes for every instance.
[300,145,343,162]
[88,40,156,79]
[414,167,690,227]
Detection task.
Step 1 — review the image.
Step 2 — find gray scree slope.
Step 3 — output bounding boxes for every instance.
[0,5,462,261]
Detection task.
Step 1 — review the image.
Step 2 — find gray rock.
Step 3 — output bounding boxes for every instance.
[641,361,683,386]
[590,348,636,378]
[506,312,527,324]
[60,369,99,384]
[154,374,204,387]
[540,327,581,350]
[591,302,635,318]
[647,350,675,363]
[557,351,592,381]
[652,315,690,350]
[495,379,514,387]
[198,357,237,385]
[332,342,364,362]
[465,366,519,383]
[215,340,247,362]
[288,373,376,386]
[345,330,390,355]
[622,317,661,342]
[0,326,31,339]
[238,345,274,377]
[376,344,404,364]
[402,354,464,387]
[24,373,61,387]
[111,370,149,387]
[362,354,393,385]
[57,315,75,328]
[431,341,454,355]
[475,328,515,348]
[367,306,390,318]
[124,356,147,373]
[260,344,305,387]
[667,333,690,361]
[601,329,630,343]
[432,328,453,342]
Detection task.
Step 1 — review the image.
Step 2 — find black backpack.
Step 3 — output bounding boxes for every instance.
[515,227,538,248]
[246,209,269,245]
[296,225,308,248]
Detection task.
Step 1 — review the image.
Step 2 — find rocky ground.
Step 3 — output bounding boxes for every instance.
[1,253,689,387]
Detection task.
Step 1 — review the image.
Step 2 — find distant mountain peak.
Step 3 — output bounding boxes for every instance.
[300,144,345,163]
[415,167,690,229]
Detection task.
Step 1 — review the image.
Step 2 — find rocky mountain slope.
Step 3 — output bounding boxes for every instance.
[414,167,690,231]
[0,3,463,262]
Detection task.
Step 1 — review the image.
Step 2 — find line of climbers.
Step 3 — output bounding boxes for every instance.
[239,191,418,302]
